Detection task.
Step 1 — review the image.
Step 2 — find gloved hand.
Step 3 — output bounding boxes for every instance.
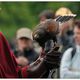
[27,57,48,78]
[43,44,61,70]
[27,45,61,78]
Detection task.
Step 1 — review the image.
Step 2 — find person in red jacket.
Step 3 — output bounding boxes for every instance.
[0,32,28,78]
[0,32,61,78]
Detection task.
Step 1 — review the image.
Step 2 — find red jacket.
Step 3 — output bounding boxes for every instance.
[0,32,28,78]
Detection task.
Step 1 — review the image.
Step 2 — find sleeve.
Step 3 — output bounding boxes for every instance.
[11,51,29,78]
[17,66,29,78]
[60,48,80,78]
[21,66,29,78]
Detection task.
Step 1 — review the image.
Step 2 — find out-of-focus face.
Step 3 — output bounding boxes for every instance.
[17,38,33,51]
[73,26,80,45]
[59,22,70,32]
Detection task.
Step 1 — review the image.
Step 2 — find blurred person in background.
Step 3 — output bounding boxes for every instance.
[60,20,80,78]
[39,9,55,23]
[14,28,38,67]
[55,7,75,53]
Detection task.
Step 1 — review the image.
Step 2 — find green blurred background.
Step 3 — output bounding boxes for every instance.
[0,2,80,40]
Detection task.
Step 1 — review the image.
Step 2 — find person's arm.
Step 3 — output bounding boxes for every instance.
[17,57,47,78]
[20,46,61,78]
[60,48,80,78]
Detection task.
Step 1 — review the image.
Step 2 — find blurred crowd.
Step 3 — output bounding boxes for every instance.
[5,7,80,78]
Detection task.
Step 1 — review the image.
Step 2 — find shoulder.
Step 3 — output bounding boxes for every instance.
[62,48,73,59]
[64,48,73,54]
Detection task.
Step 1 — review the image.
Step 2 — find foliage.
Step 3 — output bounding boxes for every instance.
[0,2,80,39]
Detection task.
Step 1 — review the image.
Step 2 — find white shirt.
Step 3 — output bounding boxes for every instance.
[60,45,80,78]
